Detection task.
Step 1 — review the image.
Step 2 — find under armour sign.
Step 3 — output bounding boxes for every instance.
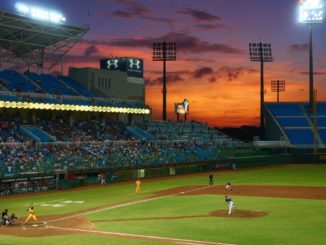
[129,59,140,69]
[107,59,119,69]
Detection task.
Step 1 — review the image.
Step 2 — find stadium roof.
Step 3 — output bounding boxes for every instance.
[0,10,89,69]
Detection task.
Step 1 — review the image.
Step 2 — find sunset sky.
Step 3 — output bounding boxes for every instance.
[2,0,326,127]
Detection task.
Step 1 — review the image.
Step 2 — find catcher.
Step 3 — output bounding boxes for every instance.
[24,206,38,224]
[5,213,18,225]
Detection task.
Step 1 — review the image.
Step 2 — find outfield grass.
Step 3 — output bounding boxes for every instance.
[0,164,326,245]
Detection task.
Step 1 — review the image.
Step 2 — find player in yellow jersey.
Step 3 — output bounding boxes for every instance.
[24,206,38,224]
[135,179,141,194]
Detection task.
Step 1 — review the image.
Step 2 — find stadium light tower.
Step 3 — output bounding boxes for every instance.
[298,0,324,110]
[153,42,176,121]
[271,80,285,103]
[249,42,273,139]
[15,2,66,23]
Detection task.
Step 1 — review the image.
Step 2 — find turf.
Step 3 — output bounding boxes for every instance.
[0,164,326,245]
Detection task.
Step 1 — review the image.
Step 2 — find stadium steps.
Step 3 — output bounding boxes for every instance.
[58,77,83,96]
[20,125,55,142]
[59,76,97,97]
[126,127,155,141]
[265,104,291,143]
[21,73,47,93]
[19,126,41,142]
[0,83,9,91]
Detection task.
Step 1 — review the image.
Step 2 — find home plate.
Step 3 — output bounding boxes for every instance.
[32,224,38,227]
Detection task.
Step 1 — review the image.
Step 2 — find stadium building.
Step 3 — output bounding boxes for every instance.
[1,2,323,196]
[0,5,239,195]
[69,57,145,102]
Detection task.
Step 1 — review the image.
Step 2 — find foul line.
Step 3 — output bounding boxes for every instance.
[46,185,212,224]
[47,225,237,245]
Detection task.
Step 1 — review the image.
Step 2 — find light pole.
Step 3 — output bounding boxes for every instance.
[298,0,324,110]
[249,42,273,139]
[153,42,176,121]
[271,80,285,103]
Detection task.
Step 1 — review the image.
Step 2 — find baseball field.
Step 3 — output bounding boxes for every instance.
[0,164,325,245]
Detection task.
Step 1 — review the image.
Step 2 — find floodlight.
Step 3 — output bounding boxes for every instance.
[299,0,324,23]
[153,42,176,61]
[298,1,323,108]
[249,43,273,62]
[249,42,274,138]
[15,2,66,23]
[15,2,28,14]
[271,80,285,103]
[153,41,177,121]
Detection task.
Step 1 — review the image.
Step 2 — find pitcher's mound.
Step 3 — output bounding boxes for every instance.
[209,209,267,218]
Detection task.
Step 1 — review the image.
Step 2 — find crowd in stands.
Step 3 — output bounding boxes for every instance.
[0,116,25,143]
[0,114,241,185]
[0,140,219,178]
[0,116,230,178]
[34,116,129,142]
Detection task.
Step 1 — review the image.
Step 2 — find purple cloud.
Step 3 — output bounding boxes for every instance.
[193,67,214,78]
[110,32,243,55]
[84,44,99,56]
[110,0,175,24]
[146,72,185,86]
[177,8,222,21]
[192,23,226,30]
[216,66,257,81]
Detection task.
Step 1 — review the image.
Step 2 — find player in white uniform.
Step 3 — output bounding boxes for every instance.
[225,196,235,215]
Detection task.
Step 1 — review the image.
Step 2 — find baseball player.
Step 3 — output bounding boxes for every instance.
[5,213,18,225]
[24,206,38,224]
[135,179,141,194]
[225,182,232,192]
[208,174,214,186]
[225,195,235,215]
[1,209,9,225]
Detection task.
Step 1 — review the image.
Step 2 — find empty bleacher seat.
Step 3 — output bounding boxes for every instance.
[268,103,304,117]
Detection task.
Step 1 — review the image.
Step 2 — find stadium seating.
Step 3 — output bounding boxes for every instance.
[25,72,79,96]
[0,70,41,93]
[0,70,149,113]
[267,103,304,116]
[284,129,314,145]
[59,76,97,97]
[0,114,234,179]
[265,102,326,146]
[277,118,309,127]
[0,69,239,181]
[126,127,155,141]
[145,120,237,146]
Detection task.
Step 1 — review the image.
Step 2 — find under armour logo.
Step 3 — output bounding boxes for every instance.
[129,59,140,69]
[107,59,118,69]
